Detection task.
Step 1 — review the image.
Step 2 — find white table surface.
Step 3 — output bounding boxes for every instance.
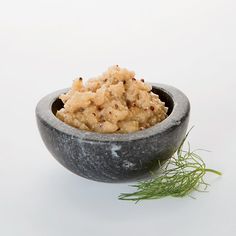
[0,0,236,235]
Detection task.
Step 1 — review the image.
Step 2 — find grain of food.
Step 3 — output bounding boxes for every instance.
[56,66,168,133]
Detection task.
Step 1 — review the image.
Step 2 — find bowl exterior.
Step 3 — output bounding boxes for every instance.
[36,84,190,182]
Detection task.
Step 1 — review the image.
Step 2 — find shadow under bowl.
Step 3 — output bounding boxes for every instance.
[36,83,190,183]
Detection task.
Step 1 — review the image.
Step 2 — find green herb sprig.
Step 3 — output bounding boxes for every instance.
[119,129,222,202]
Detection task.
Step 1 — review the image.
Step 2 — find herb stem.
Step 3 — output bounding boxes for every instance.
[204,168,222,176]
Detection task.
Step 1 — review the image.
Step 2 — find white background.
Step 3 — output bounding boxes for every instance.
[0,0,236,235]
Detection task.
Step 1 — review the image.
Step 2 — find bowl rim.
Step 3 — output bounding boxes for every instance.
[36,83,190,142]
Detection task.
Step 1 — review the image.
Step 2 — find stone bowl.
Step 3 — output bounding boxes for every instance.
[36,83,190,183]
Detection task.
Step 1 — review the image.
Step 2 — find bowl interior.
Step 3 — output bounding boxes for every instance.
[52,86,174,117]
[52,97,64,115]
[151,86,173,116]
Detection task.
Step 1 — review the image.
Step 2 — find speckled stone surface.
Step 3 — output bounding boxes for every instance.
[36,83,190,182]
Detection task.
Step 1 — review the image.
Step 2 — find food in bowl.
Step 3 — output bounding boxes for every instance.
[56,65,168,133]
[36,82,190,182]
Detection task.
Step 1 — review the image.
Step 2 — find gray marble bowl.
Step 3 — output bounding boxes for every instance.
[36,83,190,183]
